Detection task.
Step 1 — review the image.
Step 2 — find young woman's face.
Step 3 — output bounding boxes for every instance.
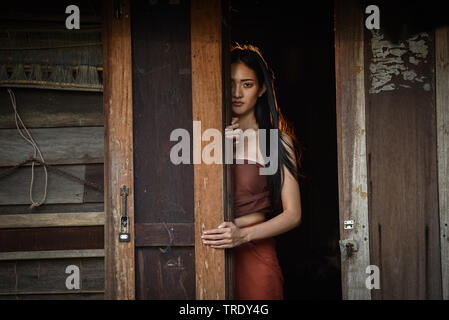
[231,62,266,116]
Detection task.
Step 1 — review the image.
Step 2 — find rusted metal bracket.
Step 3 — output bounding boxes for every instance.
[339,239,359,262]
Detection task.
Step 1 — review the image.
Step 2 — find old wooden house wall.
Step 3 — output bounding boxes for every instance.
[0,91,105,300]
[364,7,443,300]
[0,6,105,299]
[436,26,449,301]
[337,0,448,300]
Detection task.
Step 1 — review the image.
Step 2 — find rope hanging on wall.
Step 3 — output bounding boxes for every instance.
[7,88,48,208]
[2,88,105,208]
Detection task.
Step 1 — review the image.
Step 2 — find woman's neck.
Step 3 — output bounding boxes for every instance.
[237,111,258,132]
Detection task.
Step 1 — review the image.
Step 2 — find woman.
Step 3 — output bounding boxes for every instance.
[201,44,303,300]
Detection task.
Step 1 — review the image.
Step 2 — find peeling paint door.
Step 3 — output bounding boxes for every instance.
[335,0,444,300]
[363,4,442,300]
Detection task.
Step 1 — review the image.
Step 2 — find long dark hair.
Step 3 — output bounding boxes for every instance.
[231,43,304,213]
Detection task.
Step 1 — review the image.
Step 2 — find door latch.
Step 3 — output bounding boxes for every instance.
[119,185,130,242]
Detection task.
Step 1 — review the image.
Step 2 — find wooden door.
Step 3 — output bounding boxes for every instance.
[131,0,195,300]
[335,0,447,300]
[103,0,230,299]
[364,3,442,300]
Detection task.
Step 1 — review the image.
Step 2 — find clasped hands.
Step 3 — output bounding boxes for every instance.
[201,221,247,249]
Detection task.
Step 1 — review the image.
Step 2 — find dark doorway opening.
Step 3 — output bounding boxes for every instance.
[230,0,341,299]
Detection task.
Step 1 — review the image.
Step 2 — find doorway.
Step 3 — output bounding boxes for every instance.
[230,0,341,299]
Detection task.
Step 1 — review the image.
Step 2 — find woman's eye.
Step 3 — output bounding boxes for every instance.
[243,83,253,88]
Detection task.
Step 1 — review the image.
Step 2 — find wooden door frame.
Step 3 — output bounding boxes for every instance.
[436,26,449,300]
[334,0,371,300]
[191,0,229,300]
[102,0,135,300]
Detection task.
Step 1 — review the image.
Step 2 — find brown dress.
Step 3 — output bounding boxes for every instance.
[233,159,284,300]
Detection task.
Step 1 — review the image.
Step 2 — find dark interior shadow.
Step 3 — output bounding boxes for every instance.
[230,0,341,300]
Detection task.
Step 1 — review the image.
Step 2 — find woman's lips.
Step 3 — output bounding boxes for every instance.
[232,102,243,107]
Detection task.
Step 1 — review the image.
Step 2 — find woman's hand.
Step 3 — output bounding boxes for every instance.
[225,117,242,146]
[201,221,247,249]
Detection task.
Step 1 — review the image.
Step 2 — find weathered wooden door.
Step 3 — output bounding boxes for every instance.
[103,0,232,299]
[131,0,196,300]
[335,0,448,300]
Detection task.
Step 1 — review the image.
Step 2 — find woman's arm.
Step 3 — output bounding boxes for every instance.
[241,134,302,242]
[202,133,302,248]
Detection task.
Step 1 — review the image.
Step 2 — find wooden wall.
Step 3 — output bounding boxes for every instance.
[335,0,449,300]
[0,88,105,299]
[335,0,371,300]
[436,25,449,301]
[0,3,105,299]
[364,9,442,300]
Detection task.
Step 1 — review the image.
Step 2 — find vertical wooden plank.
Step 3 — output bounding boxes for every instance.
[334,0,371,300]
[131,0,195,300]
[191,0,226,300]
[365,24,441,299]
[102,0,135,300]
[436,26,449,300]
[221,0,234,300]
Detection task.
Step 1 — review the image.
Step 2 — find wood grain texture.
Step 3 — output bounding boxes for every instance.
[0,212,105,229]
[102,0,135,300]
[83,164,105,202]
[0,164,103,205]
[191,0,226,300]
[0,257,104,294]
[436,25,449,300]
[0,165,85,205]
[0,226,104,252]
[0,249,104,261]
[0,203,104,215]
[365,24,441,299]
[0,127,104,167]
[0,88,103,129]
[130,0,195,300]
[135,223,194,247]
[334,0,371,300]
[135,247,195,300]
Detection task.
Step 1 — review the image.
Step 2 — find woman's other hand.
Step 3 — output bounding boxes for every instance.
[201,221,247,249]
